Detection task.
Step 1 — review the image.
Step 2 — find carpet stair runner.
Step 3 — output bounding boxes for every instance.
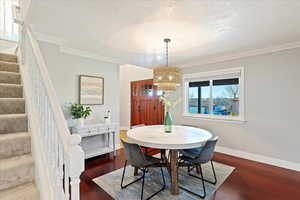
[0,53,39,200]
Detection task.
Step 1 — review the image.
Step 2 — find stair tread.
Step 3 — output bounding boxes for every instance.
[0,83,23,98]
[0,71,20,75]
[0,71,21,85]
[0,61,19,73]
[0,98,25,101]
[0,132,30,142]
[0,132,31,159]
[0,114,28,134]
[0,60,18,65]
[0,113,27,118]
[0,154,33,171]
[0,83,22,87]
[0,53,17,58]
[0,98,25,114]
[0,54,35,196]
[0,53,17,63]
[0,182,39,200]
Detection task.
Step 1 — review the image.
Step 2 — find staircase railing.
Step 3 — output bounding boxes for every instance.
[18,25,85,200]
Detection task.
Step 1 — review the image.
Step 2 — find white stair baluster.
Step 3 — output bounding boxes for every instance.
[17,26,85,200]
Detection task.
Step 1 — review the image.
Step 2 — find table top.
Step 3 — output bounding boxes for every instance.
[126,125,213,149]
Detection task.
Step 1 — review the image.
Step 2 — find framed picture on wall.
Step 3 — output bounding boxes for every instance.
[79,75,104,105]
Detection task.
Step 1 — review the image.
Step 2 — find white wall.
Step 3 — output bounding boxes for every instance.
[0,40,17,53]
[38,41,120,130]
[119,64,153,129]
[173,48,300,169]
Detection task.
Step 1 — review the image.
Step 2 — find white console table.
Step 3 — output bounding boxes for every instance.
[71,123,118,159]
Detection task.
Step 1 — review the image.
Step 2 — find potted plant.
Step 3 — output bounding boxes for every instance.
[70,103,92,128]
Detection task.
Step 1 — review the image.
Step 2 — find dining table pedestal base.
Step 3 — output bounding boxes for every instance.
[133,167,139,176]
[169,150,179,195]
[161,149,180,195]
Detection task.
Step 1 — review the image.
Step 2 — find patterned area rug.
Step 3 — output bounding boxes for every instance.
[94,161,234,200]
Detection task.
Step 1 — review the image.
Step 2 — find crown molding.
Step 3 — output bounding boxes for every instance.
[31,31,300,67]
[33,31,66,46]
[181,40,300,67]
[60,46,121,64]
[32,31,122,64]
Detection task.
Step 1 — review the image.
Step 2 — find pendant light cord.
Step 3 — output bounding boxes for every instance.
[166,41,168,66]
[164,38,171,67]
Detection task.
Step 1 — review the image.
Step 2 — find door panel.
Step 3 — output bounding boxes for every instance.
[131,79,164,126]
[131,99,141,125]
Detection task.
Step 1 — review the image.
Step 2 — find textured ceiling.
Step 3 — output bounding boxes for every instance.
[28,0,300,67]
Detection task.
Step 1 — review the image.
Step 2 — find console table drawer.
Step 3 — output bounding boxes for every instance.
[97,127,108,134]
[70,122,118,159]
[76,128,94,133]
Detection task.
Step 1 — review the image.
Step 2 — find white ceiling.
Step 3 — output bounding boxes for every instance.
[28,0,300,67]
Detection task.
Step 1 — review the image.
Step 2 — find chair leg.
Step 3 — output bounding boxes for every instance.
[134,167,139,176]
[187,166,190,173]
[141,169,146,200]
[143,166,166,200]
[122,164,166,200]
[121,160,144,189]
[179,164,206,198]
[210,161,217,185]
[160,166,166,189]
[187,165,195,173]
[188,161,217,185]
[199,165,207,198]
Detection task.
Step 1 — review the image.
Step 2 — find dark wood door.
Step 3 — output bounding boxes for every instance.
[131,79,164,126]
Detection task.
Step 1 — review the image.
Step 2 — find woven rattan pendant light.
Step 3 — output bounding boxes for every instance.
[153,38,182,91]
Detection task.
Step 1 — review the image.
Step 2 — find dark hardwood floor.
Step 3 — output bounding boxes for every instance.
[80,149,300,200]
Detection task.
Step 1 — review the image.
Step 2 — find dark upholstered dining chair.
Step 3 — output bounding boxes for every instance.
[178,137,218,198]
[120,139,166,200]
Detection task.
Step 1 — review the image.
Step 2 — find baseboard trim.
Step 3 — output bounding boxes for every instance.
[215,146,300,172]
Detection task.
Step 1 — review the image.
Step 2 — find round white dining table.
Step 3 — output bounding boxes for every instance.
[127,125,213,195]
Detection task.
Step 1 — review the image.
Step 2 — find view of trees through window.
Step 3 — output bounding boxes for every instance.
[188,78,240,116]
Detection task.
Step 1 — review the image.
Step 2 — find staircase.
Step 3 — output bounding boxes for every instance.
[0,53,39,200]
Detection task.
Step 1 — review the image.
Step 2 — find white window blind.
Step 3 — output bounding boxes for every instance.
[0,0,19,41]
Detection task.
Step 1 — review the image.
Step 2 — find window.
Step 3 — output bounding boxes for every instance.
[0,0,19,41]
[183,67,245,121]
[188,81,210,114]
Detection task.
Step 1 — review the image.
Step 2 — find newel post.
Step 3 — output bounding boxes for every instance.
[69,135,85,200]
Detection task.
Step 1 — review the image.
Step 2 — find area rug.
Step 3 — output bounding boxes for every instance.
[93,161,234,200]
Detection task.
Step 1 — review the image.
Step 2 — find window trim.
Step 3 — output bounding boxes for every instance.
[182,67,245,122]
